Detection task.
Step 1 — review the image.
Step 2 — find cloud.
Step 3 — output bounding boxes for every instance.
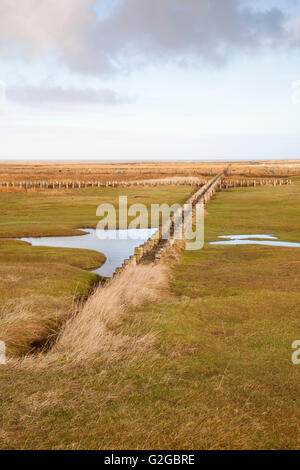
[7,85,129,105]
[285,13,300,43]
[0,0,296,74]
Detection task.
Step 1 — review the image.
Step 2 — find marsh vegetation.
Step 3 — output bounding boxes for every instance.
[0,174,300,449]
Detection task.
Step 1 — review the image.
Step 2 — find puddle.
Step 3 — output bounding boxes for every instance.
[217,234,278,240]
[18,228,157,278]
[210,234,300,248]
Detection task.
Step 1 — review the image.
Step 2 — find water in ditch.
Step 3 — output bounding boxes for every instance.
[18,228,158,278]
[210,234,300,248]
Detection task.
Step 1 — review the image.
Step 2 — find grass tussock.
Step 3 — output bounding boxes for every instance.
[0,262,100,357]
[0,297,73,357]
[52,263,170,362]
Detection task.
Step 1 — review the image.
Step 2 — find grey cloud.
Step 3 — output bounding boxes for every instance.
[0,0,295,74]
[7,85,129,105]
[95,0,286,68]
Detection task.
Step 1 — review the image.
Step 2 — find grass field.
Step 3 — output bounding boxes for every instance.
[0,160,299,183]
[0,185,194,237]
[1,180,300,449]
[0,185,194,356]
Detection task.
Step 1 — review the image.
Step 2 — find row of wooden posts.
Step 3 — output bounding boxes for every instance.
[0,179,206,189]
[221,179,292,188]
[109,174,223,280]
[0,178,292,190]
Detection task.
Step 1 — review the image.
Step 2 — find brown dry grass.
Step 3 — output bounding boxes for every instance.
[226,160,300,177]
[52,263,170,362]
[131,176,206,185]
[5,242,182,365]
[2,239,181,364]
[0,160,299,184]
[0,296,74,357]
[0,161,226,183]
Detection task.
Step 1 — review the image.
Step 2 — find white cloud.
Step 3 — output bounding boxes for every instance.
[285,13,300,41]
[0,80,6,105]
[0,0,294,74]
[0,0,106,70]
[7,84,129,105]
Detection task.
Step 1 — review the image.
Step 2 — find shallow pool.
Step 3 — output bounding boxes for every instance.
[18,228,157,278]
[210,234,300,248]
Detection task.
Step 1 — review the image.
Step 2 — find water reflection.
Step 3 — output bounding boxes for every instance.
[18,228,157,278]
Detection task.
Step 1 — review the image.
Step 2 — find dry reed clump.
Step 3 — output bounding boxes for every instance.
[52,263,169,362]
[0,296,72,357]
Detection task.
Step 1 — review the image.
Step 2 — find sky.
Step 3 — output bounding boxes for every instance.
[1,0,300,161]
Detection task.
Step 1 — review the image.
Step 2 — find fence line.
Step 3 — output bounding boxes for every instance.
[108,173,223,281]
[0,177,207,190]
[0,177,292,190]
[221,179,292,188]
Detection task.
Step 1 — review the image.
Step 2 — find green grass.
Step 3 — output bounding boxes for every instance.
[0,239,104,341]
[0,238,105,271]
[204,178,300,243]
[0,186,193,237]
[1,182,300,449]
[0,185,194,356]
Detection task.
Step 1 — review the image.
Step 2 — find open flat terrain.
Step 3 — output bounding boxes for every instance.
[0,185,194,237]
[1,175,300,449]
[0,160,300,184]
[0,185,194,356]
